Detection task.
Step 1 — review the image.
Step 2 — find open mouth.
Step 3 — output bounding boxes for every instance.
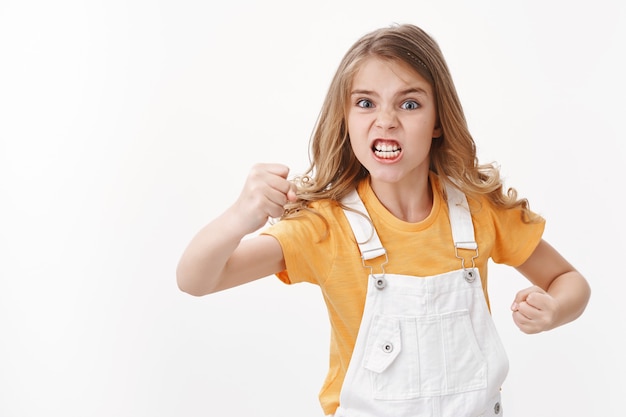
[372,139,401,159]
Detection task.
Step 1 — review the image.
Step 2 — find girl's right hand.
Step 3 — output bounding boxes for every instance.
[177,163,295,296]
[230,163,298,233]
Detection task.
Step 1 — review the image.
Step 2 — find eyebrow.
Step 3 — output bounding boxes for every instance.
[350,87,429,97]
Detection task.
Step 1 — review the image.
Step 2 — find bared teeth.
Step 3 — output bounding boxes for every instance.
[373,141,401,159]
[374,143,399,152]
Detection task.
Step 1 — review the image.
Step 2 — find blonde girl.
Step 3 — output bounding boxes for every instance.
[177,23,590,417]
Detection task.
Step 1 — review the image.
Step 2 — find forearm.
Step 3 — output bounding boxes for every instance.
[176,208,250,296]
[546,270,591,330]
[176,163,296,296]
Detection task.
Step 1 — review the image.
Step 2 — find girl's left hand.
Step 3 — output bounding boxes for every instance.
[510,286,558,334]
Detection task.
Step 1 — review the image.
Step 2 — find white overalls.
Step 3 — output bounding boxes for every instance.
[333,183,509,417]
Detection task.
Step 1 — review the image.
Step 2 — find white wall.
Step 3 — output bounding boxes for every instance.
[1,0,624,416]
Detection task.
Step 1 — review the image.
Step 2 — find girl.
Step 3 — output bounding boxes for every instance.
[177,23,590,417]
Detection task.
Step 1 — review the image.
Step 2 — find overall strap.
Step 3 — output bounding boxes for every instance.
[341,181,477,260]
[341,189,386,261]
[443,181,477,250]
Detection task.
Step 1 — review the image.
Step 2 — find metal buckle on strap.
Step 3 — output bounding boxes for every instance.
[361,250,389,290]
[455,242,479,283]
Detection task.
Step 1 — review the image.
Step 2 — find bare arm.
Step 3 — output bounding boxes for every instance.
[512,239,591,334]
[176,163,297,296]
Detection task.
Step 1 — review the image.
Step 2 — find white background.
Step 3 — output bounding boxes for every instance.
[1,0,624,416]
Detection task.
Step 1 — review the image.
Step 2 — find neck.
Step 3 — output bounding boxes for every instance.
[370,174,433,223]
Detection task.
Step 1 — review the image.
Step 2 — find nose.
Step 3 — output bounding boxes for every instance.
[375,106,397,130]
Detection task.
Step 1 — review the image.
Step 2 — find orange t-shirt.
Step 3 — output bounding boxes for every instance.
[262,173,545,415]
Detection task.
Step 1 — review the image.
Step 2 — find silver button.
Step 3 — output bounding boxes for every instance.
[464,269,476,283]
[382,343,393,353]
[374,276,386,289]
[494,401,501,414]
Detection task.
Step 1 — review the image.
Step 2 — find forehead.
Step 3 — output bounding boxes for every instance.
[351,56,431,90]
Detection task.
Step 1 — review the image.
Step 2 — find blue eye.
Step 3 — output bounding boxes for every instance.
[357,99,374,108]
[401,100,420,110]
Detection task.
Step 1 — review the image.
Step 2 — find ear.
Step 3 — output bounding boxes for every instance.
[432,124,442,139]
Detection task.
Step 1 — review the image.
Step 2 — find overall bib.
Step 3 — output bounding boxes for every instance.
[333,183,509,417]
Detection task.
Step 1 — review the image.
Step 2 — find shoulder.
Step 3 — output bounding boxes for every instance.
[265,197,350,243]
[469,192,544,229]
[468,194,545,266]
[262,197,358,286]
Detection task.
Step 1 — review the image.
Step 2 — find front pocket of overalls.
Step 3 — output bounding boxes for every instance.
[362,315,413,399]
[363,311,487,400]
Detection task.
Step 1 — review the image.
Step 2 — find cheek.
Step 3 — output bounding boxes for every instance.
[346,116,369,138]
[347,135,359,155]
[346,115,356,134]
[347,132,369,162]
[411,118,438,136]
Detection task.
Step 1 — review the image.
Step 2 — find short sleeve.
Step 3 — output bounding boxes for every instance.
[489,204,546,267]
[261,206,335,286]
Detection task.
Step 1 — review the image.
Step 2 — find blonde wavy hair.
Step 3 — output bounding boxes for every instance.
[284,23,538,223]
